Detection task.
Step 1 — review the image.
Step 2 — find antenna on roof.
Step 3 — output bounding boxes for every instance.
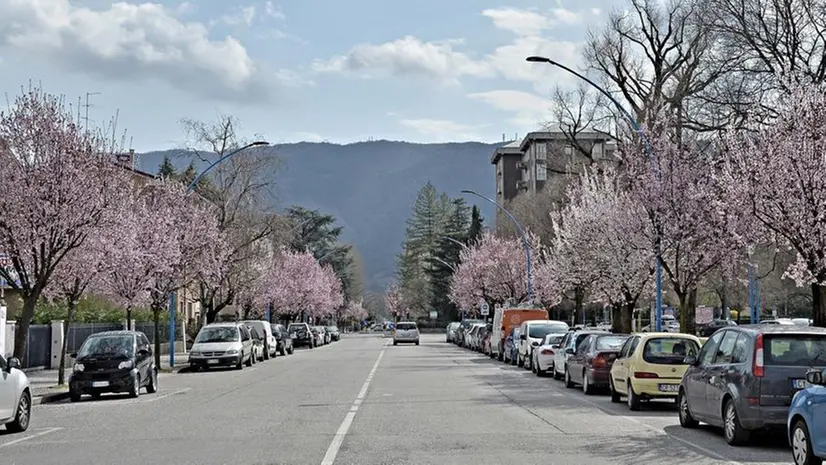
[502,133,505,142]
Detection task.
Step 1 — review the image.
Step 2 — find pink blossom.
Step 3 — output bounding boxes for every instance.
[384,282,403,317]
[262,248,344,321]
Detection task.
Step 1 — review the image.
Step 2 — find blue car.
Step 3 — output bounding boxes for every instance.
[788,369,826,465]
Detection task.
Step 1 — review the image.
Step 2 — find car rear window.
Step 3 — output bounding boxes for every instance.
[766,335,826,366]
[643,337,700,365]
[596,335,629,350]
[396,323,417,330]
[544,334,564,345]
[529,323,568,338]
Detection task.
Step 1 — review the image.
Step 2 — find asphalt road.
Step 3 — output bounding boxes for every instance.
[1,333,793,465]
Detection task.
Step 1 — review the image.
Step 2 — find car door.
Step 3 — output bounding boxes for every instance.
[138,334,152,380]
[555,333,571,374]
[569,336,594,384]
[240,325,252,358]
[612,337,635,394]
[0,355,14,420]
[705,330,739,419]
[517,323,528,359]
[685,330,725,420]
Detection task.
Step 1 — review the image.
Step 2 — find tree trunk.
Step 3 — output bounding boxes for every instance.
[719,278,729,320]
[13,293,41,364]
[126,306,133,330]
[152,306,161,368]
[610,303,623,333]
[58,299,78,385]
[678,289,698,335]
[573,286,585,326]
[812,284,826,328]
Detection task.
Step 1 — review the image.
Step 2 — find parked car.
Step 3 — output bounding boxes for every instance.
[553,329,608,380]
[0,354,30,433]
[456,319,484,347]
[446,322,460,343]
[393,321,420,345]
[311,326,326,346]
[788,368,826,465]
[69,330,157,401]
[271,323,294,356]
[189,323,254,371]
[698,319,738,337]
[678,325,826,445]
[503,327,521,365]
[565,333,631,394]
[517,320,569,369]
[610,333,702,410]
[326,325,341,341]
[532,333,565,377]
[243,320,277,359]
[248,326,265,362]
[288,323,314,348]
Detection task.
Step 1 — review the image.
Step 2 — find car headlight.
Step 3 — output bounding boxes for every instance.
[226,349,239,355]
[118,360,134,370]
[73,363,85,372]
[189,351,201,356]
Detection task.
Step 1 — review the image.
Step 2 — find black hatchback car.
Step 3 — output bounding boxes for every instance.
[271,324,294,355]
[69,331,157,402]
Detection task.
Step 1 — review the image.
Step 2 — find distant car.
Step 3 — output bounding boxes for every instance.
[271,323,294,355]
[326,326,341,341]
[189,323,254,371]
[532,333,565,377]
[0,354,30,433]
[69,330,157,401]
[393,321,420,345]
[288,323,314,348]
[446,322,460,343]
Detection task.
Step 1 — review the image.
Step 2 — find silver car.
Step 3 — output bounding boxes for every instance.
[0,355,30,433]
[393,322,420,345]
[189,323,254,371]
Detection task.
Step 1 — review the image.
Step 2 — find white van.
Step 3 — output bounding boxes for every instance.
[242,320,277,359]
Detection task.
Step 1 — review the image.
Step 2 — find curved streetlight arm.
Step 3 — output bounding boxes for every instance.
[440,236,468,249]
[461,189,533,300]
[187,141,269,193]
[431,257,457,273]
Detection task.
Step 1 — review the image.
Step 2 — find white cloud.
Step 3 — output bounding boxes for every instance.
[399,118,485,141]
[481,7,583,36]
[265,1,286,21]
[468,90,551,127]
[221,5,257,27]
[0,0,283,103]
[312,36,494,82]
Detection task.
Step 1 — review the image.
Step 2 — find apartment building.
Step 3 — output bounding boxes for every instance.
[491,131,616,213]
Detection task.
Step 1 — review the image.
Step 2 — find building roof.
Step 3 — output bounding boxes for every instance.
[490,140,522,164]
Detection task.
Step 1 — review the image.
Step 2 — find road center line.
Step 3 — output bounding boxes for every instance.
[0,427,62,449]
[320,342,388,465]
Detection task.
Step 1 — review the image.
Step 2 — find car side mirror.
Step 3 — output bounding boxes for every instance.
[683,355,698,366]
[806,370,824,385]
[70,352,77,359]
[565,348,575,355]
[138,348,150,356]
[6,357,20,371]
[551,344,560,350]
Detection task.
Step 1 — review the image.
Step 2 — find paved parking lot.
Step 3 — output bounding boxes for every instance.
[1,334,792,464]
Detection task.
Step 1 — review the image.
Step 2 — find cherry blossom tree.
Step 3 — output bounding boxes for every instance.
[342,300,368,325]
[551,167,654,332]
[384,282,403,320]
[0,86,130,363]
[263,249,342,322]
[622,116,743,334]
[720,82,826,326]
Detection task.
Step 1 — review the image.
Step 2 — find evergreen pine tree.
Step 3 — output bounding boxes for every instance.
[157,155,177,179]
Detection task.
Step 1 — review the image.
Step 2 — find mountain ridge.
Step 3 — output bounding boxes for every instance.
[137,140,502,291]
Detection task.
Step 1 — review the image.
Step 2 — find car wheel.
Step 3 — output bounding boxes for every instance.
[792,419,822,465]
[280,344,286,356]
[146,368,158,394]
[415,340,419,346]
[535,361,545,377]
[236,355,244,370]
[582,371,593,395]
[609,379,621,403]
[287,345,294,355]
[129,374,141,399]
[553,364,562,380]
[564,367,575,388]
[723,399,751,446]
[517,353,524,368]
[70,391,81,403]
[5,390,31,433]
[678,389,698,428]
[627,382,641,411]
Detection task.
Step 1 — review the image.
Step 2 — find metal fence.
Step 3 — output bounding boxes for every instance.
[66,322,124,353]
[24,324,52,369]
[135,322,183,343]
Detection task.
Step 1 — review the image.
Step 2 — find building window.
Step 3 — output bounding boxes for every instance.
[536,142,547,160]
[564,145,573,156]
[536,164,547,181]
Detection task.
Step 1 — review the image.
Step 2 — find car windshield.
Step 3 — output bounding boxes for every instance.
[77,335,133,358]
[595,335,630,350]
[766,335,826,366]
[643,337,700,365]
[449,322,460,330]
[543,334,564,345]
[195,326,240,343]
[529,323,567,338]
[396,323,417,330]
[288,324,306,332]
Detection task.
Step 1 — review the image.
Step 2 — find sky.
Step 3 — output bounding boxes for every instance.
[0,0,623,152]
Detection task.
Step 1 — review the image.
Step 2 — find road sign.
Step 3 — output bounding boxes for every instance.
[479,300,490,316]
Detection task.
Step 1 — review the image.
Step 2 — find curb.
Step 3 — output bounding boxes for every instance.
[33,391,70,405]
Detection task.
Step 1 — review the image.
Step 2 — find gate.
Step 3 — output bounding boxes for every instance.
[25,324,52,369]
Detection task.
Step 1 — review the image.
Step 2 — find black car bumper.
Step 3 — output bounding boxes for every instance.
[293,336,313,346]
[189,355,243,369]
[70,369,137,394]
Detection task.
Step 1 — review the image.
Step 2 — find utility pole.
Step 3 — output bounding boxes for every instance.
[82,92,101,131]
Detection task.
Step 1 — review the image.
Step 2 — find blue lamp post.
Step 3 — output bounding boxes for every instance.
[461,189,533,300]
[526,55,665,331]
[168,140,270,368]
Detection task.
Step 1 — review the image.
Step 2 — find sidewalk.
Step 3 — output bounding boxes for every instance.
[24,353,189,404]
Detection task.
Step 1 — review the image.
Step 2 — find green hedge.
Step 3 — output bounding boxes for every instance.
[31,294,158,324]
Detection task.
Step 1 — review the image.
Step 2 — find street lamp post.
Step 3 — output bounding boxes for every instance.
[168,141,270,368]
[526,55,665,331]
[461,189,533,300]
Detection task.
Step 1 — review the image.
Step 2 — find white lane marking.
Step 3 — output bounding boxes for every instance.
[0,427,62,448]
[320,342,388,465]
[142,387,192,403]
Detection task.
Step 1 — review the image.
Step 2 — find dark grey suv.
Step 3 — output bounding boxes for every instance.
[678,325,826,445]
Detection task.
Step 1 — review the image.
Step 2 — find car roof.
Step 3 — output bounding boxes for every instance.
[397,321,417,324]
[732,325,826,335]
[88,330,136,338]
[204,323,240,328]
[638,332,700,341]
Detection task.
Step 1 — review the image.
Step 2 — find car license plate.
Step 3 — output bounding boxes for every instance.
[208,359,219,364]
[92,381,109,388]
[658,383,679,393]
[793,379,810,390]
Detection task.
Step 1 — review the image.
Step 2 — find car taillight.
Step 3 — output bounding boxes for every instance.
[592,355,607,368]
[634,371,659,379]
[753,333,764,377]
[541,349,554,355]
